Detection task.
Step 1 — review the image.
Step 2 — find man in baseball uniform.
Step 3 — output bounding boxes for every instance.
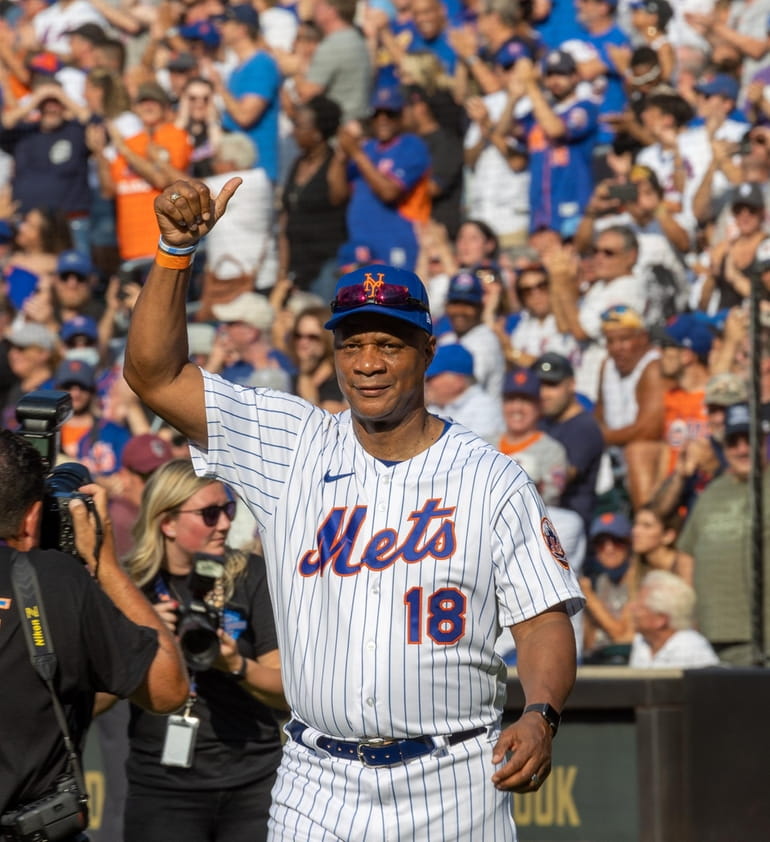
[125,178,585,841]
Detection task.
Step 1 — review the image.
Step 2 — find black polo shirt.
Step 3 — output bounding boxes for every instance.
[0,547,158,813]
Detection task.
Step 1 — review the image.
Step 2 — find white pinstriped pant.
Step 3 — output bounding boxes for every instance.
[267,729,518,841]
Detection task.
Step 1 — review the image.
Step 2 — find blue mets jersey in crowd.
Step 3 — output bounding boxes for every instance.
[522,96,599,234]
[345,133,431,271]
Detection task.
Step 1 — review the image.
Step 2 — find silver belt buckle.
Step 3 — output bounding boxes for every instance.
[356,737,397,766]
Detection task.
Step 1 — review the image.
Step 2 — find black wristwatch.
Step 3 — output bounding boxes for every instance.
[523,703,561,736]
[230,655,247,681]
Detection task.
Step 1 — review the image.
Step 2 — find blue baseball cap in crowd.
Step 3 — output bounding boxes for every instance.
[426,343,474,379]
[589,511,632,541]
[661,313,713,358]
[180,20,222,48]
[325,264,433,334]
[503,366,541,399]
[54,358,96,390]
[57,250,93,277]
[337,241,374,273]
[221,4,260,28]
[60,315,98,344]
[371,86,405,113]
[630,0,673,28]
[694,73,739,101]
[724,402,751,437]
[542,49,577,76]
[447,271,483,305]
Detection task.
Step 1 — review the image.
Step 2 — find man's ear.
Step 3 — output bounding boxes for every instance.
[16,500,43,551]
[425,335,437,368]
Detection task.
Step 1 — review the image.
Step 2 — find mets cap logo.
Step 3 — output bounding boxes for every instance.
[363,271,386,297]
[541,517,569,569]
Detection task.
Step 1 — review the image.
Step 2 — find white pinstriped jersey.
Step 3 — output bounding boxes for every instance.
[191,371,584,740]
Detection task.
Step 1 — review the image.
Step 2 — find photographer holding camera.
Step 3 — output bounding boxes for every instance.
[121,459,285,842]
[0,429,188,842]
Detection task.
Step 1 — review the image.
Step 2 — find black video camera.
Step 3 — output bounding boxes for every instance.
[176,554,226,672]
[0,775,88,842]
[16,390,95,559]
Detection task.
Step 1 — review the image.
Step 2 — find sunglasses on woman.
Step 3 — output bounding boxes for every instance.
[176,500,237,526]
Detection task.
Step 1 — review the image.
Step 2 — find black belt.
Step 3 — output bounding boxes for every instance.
[286,719,487,767]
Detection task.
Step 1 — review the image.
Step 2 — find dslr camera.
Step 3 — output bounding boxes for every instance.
[16,390,95,558]
[0,775,87,842]
[175,554,226,672]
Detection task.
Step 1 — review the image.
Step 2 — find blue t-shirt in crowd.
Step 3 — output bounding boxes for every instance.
[577,22,630,145]
[345,133,431,271]
[522,95,599,234]
[535,0,585,49]
[222,50,282,182]
[407,26,458,74]
[76,420,132,478]
[0,120,90,214]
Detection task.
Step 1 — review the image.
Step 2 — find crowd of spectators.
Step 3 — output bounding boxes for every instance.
[1,0,769,684]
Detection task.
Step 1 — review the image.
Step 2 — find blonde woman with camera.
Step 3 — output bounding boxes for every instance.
[123,459,285,842]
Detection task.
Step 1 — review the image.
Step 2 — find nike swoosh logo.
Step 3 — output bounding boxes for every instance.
[324,470,355,483]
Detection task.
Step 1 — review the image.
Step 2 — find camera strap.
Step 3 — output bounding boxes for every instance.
[10,551,89,802]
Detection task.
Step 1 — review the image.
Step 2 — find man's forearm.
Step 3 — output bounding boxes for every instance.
[125,261,192,394]
[350,148,403,203]
[512,607,577,711]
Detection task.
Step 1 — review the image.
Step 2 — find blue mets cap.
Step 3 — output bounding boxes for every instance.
[54,358,96,390]
[180,20,222,48]
[324,264,433,334]
[694,73,739,101]
[447,271,483,305]
[56,249,93,277]
[661,313,713,358]
[222,4,260,28]
[371,86,405,112]
[60,315,98,343]
[503,366,541,399]
[590,511,632,541]
[426,343,474,379]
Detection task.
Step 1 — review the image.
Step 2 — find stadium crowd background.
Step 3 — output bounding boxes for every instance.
[0,0,769,673]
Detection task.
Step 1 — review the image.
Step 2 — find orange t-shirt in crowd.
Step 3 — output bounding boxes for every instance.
[663,387,709,472]
[110,124,192,261]
[497,431,544,457]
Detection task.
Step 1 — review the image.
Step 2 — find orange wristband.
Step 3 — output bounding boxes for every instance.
[155,249,193,270]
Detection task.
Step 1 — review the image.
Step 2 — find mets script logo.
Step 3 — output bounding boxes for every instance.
[363,271,386,299]
[298,498,456,577]
[541,517,569,569]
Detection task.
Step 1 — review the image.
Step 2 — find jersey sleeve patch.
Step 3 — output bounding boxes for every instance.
[540,516,570,569]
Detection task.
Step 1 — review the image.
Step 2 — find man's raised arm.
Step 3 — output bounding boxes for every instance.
[124,179,241,448]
